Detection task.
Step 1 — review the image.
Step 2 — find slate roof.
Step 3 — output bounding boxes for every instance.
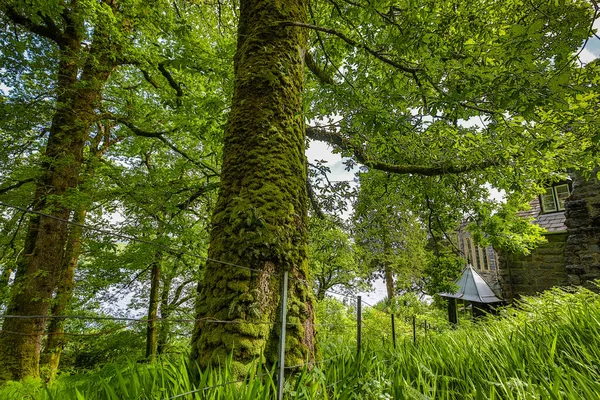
[517,197,567,233]
[439,265,503,303]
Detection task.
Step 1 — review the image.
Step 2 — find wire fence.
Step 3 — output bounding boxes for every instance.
[0,296,438,397]
[0,200,440,397]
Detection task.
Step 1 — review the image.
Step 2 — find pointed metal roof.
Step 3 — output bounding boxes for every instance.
[439,265,502,303]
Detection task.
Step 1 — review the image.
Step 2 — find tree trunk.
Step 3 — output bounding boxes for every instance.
[384,263,395,304]
[145,252,163,360]
[190,0,315,375]
[0,26,114,381]
[383,238,395,304]
[157,273,173,355]
[40,208,87,381]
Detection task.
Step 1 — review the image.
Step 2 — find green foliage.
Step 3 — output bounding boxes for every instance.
[309,218,367,298]
[353,171,429,295]
[423,246,465,297]
[1,0,599,387]
[315,297,357,348]
[469,195,548,255]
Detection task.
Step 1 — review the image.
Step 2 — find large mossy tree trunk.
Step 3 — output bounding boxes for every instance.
[0,22,114,382]
[190,0,316,374]
[40,208,87,381]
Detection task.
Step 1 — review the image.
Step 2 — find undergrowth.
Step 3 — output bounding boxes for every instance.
[1,287,599,399]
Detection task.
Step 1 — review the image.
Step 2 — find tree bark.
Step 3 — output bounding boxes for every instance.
[190,0,316,375]
[157,275,194,355]
[40,208,87,381]
[0,16,114,381]
[383,236,395,304]
[157,273,173,355]
[384,263,395,304]
[145,252,163,360]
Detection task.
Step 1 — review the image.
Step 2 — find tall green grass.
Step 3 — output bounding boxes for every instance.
[2,287,599,399]
[386,287,600,399]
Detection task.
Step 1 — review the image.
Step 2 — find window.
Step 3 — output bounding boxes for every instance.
[465,238,473,264]
[540,184,571,213]
[482,247,489,270]
[475,246,482,270]
[555,184,570,210]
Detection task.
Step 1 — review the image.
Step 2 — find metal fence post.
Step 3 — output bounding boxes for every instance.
[357,296,362,355]
[277,270,289,400]
[391,314,396,349]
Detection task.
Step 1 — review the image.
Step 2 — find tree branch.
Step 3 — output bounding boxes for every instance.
[278,21,420,74]
[169,278,195,308]
[114,117,172,137]
[304,51,336,85]
[306,126,499,176]
[175,183,220,211]
[158,61,184,105]
[140,69,161,89]
[0,178,35,196]
[109,116,221,177]
[1,6,65,45]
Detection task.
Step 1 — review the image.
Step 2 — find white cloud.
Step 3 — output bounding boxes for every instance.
[579,48,598,64]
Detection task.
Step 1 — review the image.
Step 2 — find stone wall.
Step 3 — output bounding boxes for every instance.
[564,171,600,289]
[498,232,568,300]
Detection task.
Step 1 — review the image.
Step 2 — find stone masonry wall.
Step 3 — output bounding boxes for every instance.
[564,170,600,289]
[499,233,568,300]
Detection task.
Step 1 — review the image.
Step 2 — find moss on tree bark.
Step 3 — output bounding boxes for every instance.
[190,0,316,375]
[40,208,87,381]
[0,23,114,382]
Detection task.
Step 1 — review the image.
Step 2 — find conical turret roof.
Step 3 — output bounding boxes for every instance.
[439,265,502,303]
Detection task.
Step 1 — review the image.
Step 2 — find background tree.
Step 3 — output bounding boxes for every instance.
[0,0,232,381]
[353,171,428,301]
[308,217,366,300]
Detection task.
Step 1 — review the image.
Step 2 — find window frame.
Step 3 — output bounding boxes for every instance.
[539,183,571,213]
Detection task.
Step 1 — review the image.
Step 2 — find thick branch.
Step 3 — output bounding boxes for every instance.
[304,51,335,85]
[115,118,172,137]
[306,126,498,176]
[279,21,420,74]
[140,69,160,89]
[2,6,65,45]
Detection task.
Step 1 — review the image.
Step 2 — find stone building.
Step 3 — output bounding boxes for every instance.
[564,171,600,289]
[497,191,570,300]
[498,171,600,300]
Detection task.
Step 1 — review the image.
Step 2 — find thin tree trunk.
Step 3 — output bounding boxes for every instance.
[0,18,114,381]
[191,0,315,375]
[40,208,87,381]
[383,237,395,304]
[384,263,395,304]
[157,273,173,355]
[145,252,163,360]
